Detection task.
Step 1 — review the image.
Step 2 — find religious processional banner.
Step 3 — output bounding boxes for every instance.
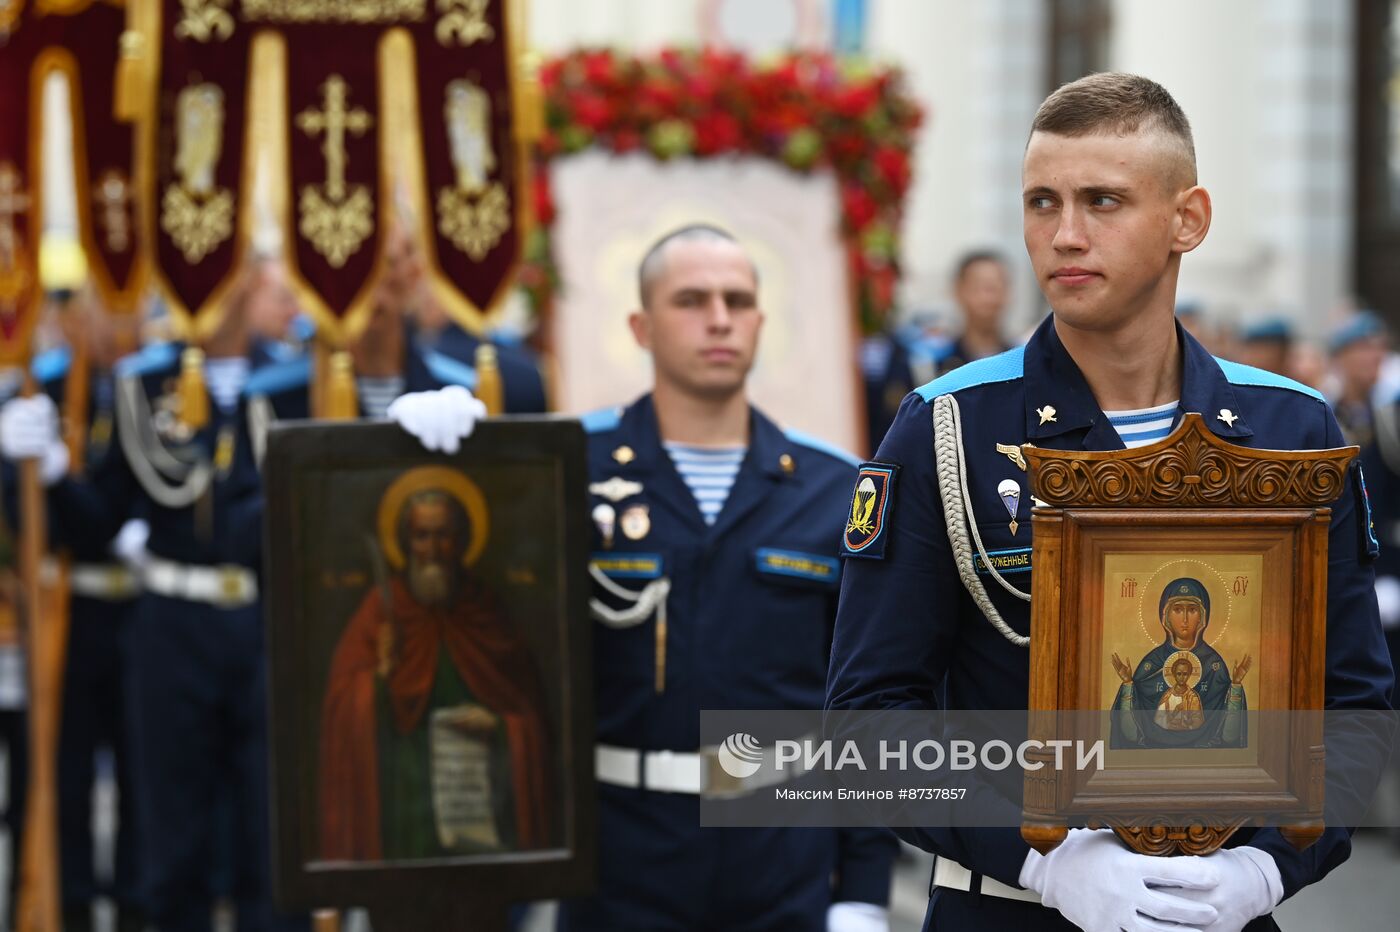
[135,0,527,343]
[0,0,145,365]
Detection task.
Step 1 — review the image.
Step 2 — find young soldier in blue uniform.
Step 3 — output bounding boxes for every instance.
[0,259,310,932]
[826,74,1395,932]
[390,224,898,930]
[30,288,149,932]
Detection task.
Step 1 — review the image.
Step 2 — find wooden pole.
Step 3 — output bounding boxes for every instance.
[15,370,70,932]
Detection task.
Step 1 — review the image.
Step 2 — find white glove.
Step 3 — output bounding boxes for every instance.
[0,395,69,486]
[1179,846,1283,932]
[826,901,888,932]
[386,385,485,454]
[1019,828,1221,932]
[1375,576,1400,630]
[110,519,151,571]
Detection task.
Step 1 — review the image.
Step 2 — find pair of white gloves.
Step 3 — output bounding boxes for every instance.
[1019,828,1283,932]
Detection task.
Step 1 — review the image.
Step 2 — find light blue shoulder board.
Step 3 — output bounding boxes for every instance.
[915,345,1025,402]
[1214,358,1325,403]
[244,356,312,397]
[425,351,478,390]
[114,342,179,379]
[783,427,860,467]
[31,347,71,383]
[579,406,622,434]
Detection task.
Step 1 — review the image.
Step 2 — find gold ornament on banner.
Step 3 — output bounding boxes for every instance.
[161,82,235,263]
[0,162,33,309]
[436,79,508,260]
[241,0,427,24]
[296,74,374,268]
[173,0,236,43]
[0,0,23,36]
[93,170,133,254]
[436,0,493,46]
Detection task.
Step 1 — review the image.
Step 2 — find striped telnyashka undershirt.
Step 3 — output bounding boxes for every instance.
[663,441,746,525]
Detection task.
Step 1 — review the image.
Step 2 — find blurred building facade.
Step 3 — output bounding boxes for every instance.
[528,0,1395,340]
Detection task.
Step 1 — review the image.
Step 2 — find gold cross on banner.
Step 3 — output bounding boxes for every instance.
[93,170,133,253]
[0,161,31,267]
[296,75,372,203]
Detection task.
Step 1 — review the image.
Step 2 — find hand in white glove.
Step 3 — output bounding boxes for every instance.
[386,385,485,454]
[1020,828,1221,932]
[1177,846,1283,932]
[0,395,69,486]
[826,901,888,932]
[1375,576,1400,630]
[110,519,151,571]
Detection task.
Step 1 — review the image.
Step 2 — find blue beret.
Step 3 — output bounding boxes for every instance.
[1159,577,1210,621]
[1328,311,1385,355]
[1238,317,1294,344]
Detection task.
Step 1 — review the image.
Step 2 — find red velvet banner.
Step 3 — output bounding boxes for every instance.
[0,5,48,365]
[280,24,384,330]
[150,0,251,327]
[409,0,522,323]
[59,1,145,312]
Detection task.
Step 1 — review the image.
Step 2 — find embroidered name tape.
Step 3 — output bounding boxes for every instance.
[755,548,839,584]
[971,547,1032,575]
[590,553,664,579]
[842,462,899,559]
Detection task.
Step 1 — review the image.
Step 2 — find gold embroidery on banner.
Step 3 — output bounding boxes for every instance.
[93,170,133,254]
[436,80,508,259]
[240,0,426,23]
[296,75,374,268]
[0,1,25,37]
[0,162,32,309]
[174,0,235,43]
[161,83,234,263]
[436,0,493,46]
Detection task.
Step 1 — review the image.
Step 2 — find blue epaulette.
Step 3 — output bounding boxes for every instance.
[425,350,478,390]
[916,345,1026,402]
[31,346,72,384]
[580,406,622,434]
[784,428,860,468]
[114,342,179,379]
[1215,358,1325,404]
[244,355,311,398]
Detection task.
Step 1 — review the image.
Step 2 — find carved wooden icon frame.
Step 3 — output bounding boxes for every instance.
[1019,414,1356,857]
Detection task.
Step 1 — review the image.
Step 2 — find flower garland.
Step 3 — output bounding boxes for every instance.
[518,48,923,333]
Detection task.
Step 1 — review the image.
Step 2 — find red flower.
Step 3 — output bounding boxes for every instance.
[612,128,642,153]
[832,82,879,120]
[532,171,555,226]
[873,146,911,194]
[842,186,878,230]
[581,50,615,86]
[571,93,613,132]
[693,111,743,155]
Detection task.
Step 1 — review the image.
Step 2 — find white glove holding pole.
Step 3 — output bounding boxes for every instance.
[1019,828,1221,932]
[0,395,70,486]
[826,901,888,932]
[386,385,485,454]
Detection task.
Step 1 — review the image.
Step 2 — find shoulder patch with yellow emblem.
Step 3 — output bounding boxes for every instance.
[842,462,899,559]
